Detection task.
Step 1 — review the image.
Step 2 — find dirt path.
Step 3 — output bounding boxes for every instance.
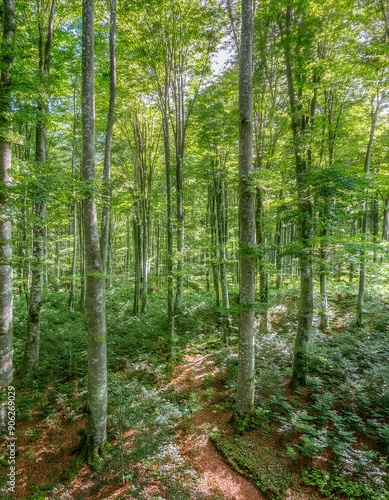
[171,354,266,500]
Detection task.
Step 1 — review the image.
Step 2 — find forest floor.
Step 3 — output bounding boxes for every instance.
[1,285,389,499]
[2,348,322,500]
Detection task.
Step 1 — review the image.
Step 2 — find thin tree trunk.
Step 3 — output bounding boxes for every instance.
[371,195,379,263]
[319,223,329,330]
[101,0,116,277]
[256,186,268,332]
[81,0,107,463]
[383,196,389,241]
[23,0,56,376]
[282,4,315,388]
[275,219,283,289]
[209,178,220,308]
[69,86,78,312]
[79,201,86,313]
[173,47,185,314]
[236,0,255,421]
[218,175,230,341]
[132,215,141,315]
[163,108,174,355]
[55,225,61,289]
[69,202,77,311]
[0,0,15,389]
[141,205,149,313]
[357,95,380,325]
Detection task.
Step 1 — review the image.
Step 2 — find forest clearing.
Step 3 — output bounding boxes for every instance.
[1,0,389,498]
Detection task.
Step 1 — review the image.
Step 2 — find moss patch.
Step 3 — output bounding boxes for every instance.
[211,431,294,500]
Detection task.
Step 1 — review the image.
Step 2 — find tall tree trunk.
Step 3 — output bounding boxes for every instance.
[81,0,107,463]
[69,86,78,312]
[319,222,329,330]
[23,0,56,376]
[141,198,149,313]
[0,0,15,388]
[173,53,185,314]
[256,186,268,332]
[79,201,86,313]
[282,4,316,388]
[100,0,116,277]
[275,219,283,289]
[209,180,221,309]
[357,95,380,325]
[132,214,141,315]
[162,107,174,356]
[383,196,389,241]
[218,173,230,341]
[236,0,255,421]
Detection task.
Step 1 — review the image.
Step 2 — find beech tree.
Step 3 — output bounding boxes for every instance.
[100,0,116,279]
[0,0,15,387]
[81,0,107,462]
[236,0,256,421]
[278,0,321,388]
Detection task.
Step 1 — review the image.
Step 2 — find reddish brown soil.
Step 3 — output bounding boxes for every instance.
[172,354,266,499]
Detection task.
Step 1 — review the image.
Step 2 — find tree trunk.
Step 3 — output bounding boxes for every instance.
[357,95,380,325]
[79,202,86,313]
[275,219,283,289]
[282,4,315,388]
[218,183,230,341]
[141,203,149,313]
[0,0,15,388]
[236,0,255,421]
[319,214,329,331]
[81,0,107,463]
[23,0,56,377]
[256,186,268,332]
[69,86,78,312]
[162,107,174,356]
[23,201,46,373]
[173,46,186,315]
[101,0,116,278]
[383,196,389,241]
[132,215,141,315]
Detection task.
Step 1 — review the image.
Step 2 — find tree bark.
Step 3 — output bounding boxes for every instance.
[81,0,107,463]
[0,0,15,389]
[100,0,116,278]
[236,0,255,421]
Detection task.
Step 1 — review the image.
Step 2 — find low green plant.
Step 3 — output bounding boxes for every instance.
[212,433,292,500]
[301,467,387,499]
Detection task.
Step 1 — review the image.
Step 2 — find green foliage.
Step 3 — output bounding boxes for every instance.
[13,292,87,388]
[302,467,388,500]
[212,433,292,500]
[235,407,271,435]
